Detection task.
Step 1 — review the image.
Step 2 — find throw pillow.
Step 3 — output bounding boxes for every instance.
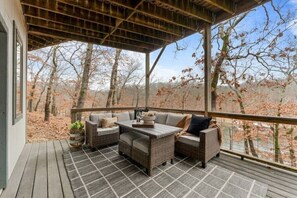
[101,117,117,128]
[187,115,212,136]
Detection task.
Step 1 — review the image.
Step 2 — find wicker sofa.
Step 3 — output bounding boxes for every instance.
[85,112,134,149]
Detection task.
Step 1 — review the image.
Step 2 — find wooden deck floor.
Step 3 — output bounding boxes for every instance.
[1,140,297,198]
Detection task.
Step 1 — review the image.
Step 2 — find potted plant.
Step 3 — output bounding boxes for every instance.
[142,112,156,125]
[69,121,85,148]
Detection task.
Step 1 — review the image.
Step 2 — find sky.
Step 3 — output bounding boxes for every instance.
[137,0,297,82]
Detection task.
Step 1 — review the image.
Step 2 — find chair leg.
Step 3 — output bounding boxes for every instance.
[170,158,174,164]
[90,147,96,152]
[162,162,167,166]
[202,162,207,168]
[147,168,152,176]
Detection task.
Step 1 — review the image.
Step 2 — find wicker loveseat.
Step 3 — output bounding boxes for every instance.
[85,112,134,149]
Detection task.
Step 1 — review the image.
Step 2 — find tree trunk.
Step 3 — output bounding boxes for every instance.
[210,13,248,111]
[230,85,258,157]
[44,46,58,121]
[76,43,93,120]
[34,83,47,111]
[286,127,296,167]
[71,80,81,108]
[51,91,57,116]
[106,49,122,107]
[273,85,287,163]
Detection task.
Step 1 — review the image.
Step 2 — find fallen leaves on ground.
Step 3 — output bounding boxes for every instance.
[27,111,70,143]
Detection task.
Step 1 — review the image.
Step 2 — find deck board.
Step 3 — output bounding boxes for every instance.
[32,142,47,198]
[212,154,297,198]
[1,144,32,198]
[1,140,297,198]
[54,141,74,198]
[16,143,39,198]
[47,141,64,198]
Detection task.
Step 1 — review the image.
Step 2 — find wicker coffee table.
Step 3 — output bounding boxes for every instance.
[116,120,181,176]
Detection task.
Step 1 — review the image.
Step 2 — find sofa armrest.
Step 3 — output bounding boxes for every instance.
[199,128,220,163]
[199,128,220,149]
[85,120,98,147]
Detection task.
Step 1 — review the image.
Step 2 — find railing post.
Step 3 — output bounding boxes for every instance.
[204,23,211,117]
[70,109,76,123]
[145,52,150,108]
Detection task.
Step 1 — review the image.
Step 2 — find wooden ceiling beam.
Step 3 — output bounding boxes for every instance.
[21,1,178,43]
[215,0,271,23]
[109,0,200,31]
[23,5,177,44]
[21,0,115,27]
[26,17,157,50]
[28,26,151,53]
[201,0,235,14]
[152,0,213,23]
[57,0,186,36]
[25,9,164,46]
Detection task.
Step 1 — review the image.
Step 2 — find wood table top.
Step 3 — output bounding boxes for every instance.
[116,120,182,138]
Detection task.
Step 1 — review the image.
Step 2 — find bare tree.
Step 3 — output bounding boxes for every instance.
[106,49,122,107]
[44,46,59,121]
[76,43,94,120]
[27,49,52,112]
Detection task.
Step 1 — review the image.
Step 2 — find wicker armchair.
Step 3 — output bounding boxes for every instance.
[175,128,220,168]
[85,120,119,149]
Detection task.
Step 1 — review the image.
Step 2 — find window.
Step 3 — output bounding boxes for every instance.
[13,21,23,124]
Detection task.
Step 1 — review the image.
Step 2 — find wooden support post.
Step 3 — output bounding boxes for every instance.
[145,52,150,108]
[148,46,166,77]
[204,24,211,117]
[70,110,76,123]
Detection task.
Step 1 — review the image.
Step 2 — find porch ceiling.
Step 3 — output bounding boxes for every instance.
[21,0,270,52]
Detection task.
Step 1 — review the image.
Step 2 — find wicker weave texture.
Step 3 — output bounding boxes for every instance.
[132,134,175,176]
[85,120,119,148]
[175,128,220,164]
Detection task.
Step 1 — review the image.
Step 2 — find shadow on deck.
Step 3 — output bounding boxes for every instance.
[1,140,297,198]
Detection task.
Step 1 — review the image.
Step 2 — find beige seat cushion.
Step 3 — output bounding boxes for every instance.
[133,136,149,154]
[97,126,119,136]
[177,134,200,147]
[120,131,146,146]
[101,117,117,128]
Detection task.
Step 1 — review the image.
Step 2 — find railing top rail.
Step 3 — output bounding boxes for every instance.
[71,107,137,113]
[70,106,297,125]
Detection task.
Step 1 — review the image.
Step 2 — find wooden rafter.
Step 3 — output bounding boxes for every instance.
[199,0,235,14]
[28,26,150,53]
[57,0,186,37]
[108,1,200,31]
[152,0,213,23]
[22,5,173,44]
[20,0,271,52]
[25,16,160,49]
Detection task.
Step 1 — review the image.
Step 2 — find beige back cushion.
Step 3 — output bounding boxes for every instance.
[155,113,168,124]
[166,113,186,126]
[113,112,130,122]
[101,117,117,128]
[89,113,112,128]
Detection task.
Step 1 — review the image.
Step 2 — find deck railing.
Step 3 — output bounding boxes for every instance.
[70,106,297,172]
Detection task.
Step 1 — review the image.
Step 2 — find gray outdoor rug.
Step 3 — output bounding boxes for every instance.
[63,145,268,198]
